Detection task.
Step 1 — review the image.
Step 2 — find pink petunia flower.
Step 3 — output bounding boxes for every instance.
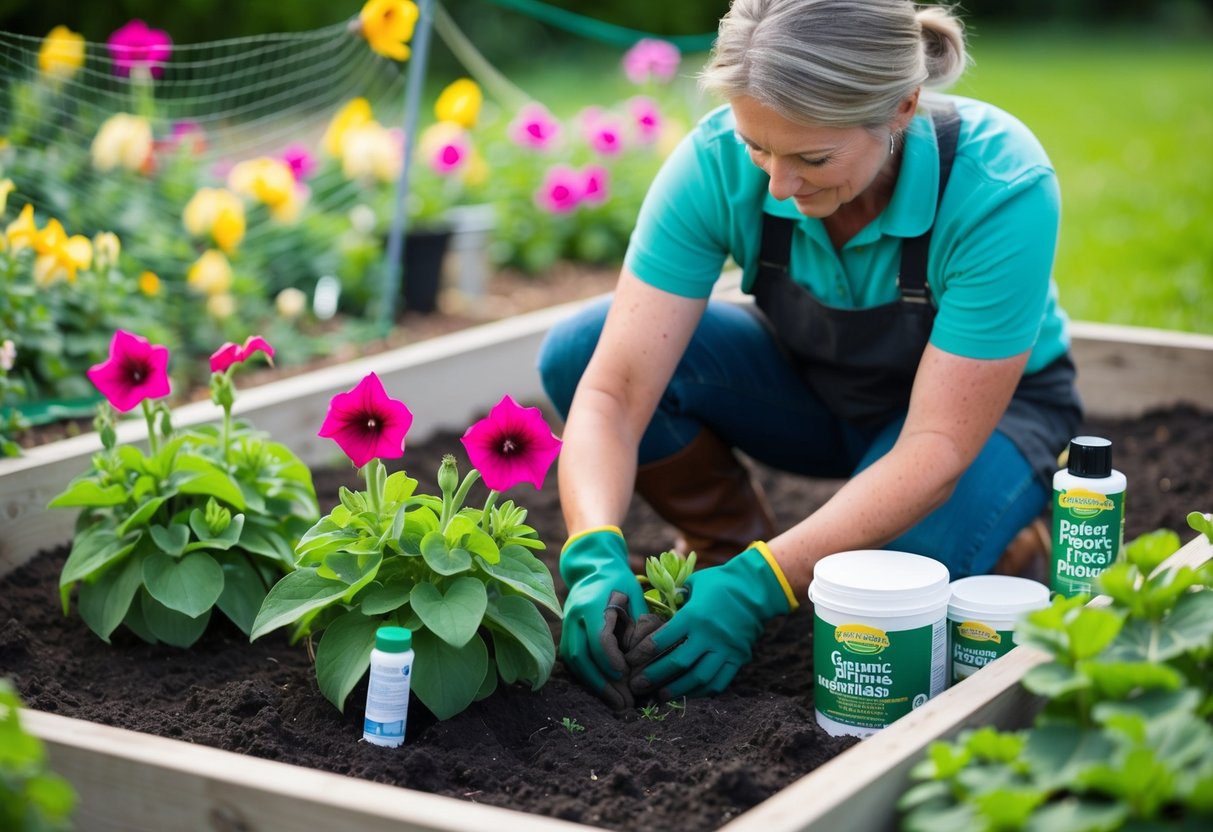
[585,115,625,156]
[318,372,414,467]
[210,335,275,374]
[534,165,582,214]
[169,120,207,154]
[86,330,172,413]
[622,38,680,85]
[107,19,173,79]
[580,165,610,205]
[507,103,562,151]
[460,395,562,492]
[627,96,663,144]
[280,144,317,182]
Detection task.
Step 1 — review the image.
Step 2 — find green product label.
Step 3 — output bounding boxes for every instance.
[813,614,946,731]
[1051,487,1125,597]
[950,619,1014,685]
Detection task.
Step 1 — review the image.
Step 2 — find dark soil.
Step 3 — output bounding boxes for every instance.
[2,404,1210,830]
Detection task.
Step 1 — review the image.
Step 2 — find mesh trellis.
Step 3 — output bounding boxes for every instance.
[0,15,410,300]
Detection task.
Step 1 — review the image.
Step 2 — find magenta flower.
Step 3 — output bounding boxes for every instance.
[318,373,413,467]
[169,121,207,154]
[580,165,610,205]
[461,396,562,492]
[535,165,582,214]
[586,116,625,156]
[508,103,562,151]
[627,96,663,144]
[210,336,275,374]
[86,330,172,413]
[280,144,317,182]
[622,38,680,85]
[107,19,173,79]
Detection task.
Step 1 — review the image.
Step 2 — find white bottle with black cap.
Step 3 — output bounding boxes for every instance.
[1050,436,1126,598]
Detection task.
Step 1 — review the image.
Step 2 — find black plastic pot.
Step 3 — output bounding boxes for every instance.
[401,227,452,315]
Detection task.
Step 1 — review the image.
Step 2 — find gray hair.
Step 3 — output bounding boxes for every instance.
[700,0,969,128]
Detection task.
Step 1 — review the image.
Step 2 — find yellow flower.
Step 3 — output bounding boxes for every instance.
[93,231,121,270]
[323,98,374,157]
[32,218,92,285]
[275,287,307,319]
[206,293,236,319]
[183,188,246,252]
[0,179,13,216]
[435,79,483,129]
[5,204,39,252]
[358,0,419,61]
[228,158,302,223]
[38,26,86,81]
[341,121,402,183]
[138,270,161,296]
[91,113,153,173]
[187,249,233,296]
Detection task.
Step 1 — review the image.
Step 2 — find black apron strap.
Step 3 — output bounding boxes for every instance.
[897,104,961,304]
[759,213,795,274]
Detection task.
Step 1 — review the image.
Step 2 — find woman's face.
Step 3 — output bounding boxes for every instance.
[731,95,895,219]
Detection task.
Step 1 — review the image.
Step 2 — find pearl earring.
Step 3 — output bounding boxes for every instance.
[889,133,896,155]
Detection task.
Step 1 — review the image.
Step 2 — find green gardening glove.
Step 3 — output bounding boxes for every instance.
[626,542,798,699]
[559,526,650,708]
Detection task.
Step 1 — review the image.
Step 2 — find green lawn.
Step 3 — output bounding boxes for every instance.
[504,32,1213,334]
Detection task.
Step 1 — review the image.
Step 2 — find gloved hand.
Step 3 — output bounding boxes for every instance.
[626,541,798,699]
[559,526,651,709]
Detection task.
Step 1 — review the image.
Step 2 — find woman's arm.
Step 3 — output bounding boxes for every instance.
[558,269,709,535]
[773,343,1030,594]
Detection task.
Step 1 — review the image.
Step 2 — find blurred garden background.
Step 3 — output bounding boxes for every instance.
[0,0,1210,453]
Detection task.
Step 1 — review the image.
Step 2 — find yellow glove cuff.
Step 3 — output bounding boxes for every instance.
[752,540,799,611]
[561,525,624,554]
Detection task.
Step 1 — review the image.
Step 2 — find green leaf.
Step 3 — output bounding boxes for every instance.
[48,479,127,507]
[475,657,499,701]
[185,511,245,552]
[213,551,271,635]
[77,551,145,642]
[1108,592,1213,663]
[410,578,487,647]
[250,567,350,640]
[1123,528,1182,574]
[237,523,295,568]
[1022,723,1117,785]
[483,595,555,688]
[973,788,1046,830]
[315,609,381,712]
[492,629,536,685]
[411,629,488,721]
[360,577,413,615]
[383,470,418,504]
[1188,511,1213,543]
[420,530,472,575]
[140,591,211,648]
[1066,607,1124,661]
[475,545,562,617]
[446,514,500,565]
[115,495,169,537]
[1082,660,1184,699]
[149,523,191,557]
[173,453,246,509]
[319,551,383,586]
[59,523,139,602]
[142,551,225,617]
[24,771,77,822]
[1027,797,1128,831]
[1022,661,1090,698]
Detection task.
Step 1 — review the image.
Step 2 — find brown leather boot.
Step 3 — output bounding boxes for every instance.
[633,429,777,567]
[994,517,1050,584]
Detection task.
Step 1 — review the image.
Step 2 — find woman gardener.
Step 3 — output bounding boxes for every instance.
[538,0,1081,706]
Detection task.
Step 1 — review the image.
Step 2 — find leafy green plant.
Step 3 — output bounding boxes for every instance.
[250,384,564,721]
[560,716,585,734]
[49,331,317,647]
[0,679,76,832]
[899,513,1213,831]
[640,549,697,619]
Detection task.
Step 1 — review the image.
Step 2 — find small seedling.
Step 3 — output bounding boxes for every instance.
[639,703,667,721]
[1188,510,1213,543]
[639,549,697,619]
[560,716,585,734]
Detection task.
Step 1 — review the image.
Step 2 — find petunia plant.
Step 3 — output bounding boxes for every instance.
[251,383,564,721]
[48,331,318,647]
[640,550,697,620]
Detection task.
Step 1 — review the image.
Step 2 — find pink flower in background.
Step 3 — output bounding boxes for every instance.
[419,123,471,174]
[585,115,625,156]
[461,395,563,492]
[580,165,609,205]
[622,38,680,85]
[210,335,275,374]
[535,165,582,214]
[87,330,171,413]
[627,96,663,144]
[107,19,173,78]
[318,372,414,467]
[508,102,562,151]
[280,144,317,182]
[169,121,207,154]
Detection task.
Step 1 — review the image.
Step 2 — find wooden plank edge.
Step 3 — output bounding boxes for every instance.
[23,708,594,832]
[721,532,1213,832]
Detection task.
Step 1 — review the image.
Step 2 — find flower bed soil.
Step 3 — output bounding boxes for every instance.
[2,404,1210,830]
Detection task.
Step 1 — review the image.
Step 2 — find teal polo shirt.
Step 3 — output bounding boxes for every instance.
[624,95,1070,372]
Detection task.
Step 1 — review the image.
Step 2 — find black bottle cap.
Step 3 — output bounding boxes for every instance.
[1067,436,1113,478]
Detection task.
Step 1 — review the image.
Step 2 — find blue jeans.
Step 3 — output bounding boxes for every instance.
[537,298,1047,579]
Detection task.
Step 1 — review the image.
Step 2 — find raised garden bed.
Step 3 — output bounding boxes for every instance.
[2,299,1212,831]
